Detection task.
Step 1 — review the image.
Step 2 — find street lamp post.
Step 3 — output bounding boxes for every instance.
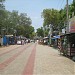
[49,24,52,46]
[13,29,17,44]
[43,26,45,37]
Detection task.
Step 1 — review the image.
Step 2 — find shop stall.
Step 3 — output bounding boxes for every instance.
[60,17,75,57]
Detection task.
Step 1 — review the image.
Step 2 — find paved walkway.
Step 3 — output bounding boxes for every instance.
[0,43,75,75]
[34,44,75,75]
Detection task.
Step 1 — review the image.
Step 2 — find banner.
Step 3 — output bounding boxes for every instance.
[69,17,75,33]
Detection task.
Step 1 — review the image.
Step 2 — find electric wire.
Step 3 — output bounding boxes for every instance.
[57,0,65,10]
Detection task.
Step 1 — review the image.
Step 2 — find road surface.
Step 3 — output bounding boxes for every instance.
[0,43,75,75]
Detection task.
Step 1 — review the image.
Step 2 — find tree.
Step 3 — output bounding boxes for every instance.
[19,13,32,26]
[0,0,34,38]
[17,13,32,37]
[69,0,75,17]
[0,0,5,9]
[0,10,34,37]
[30,32,36,39]
[42,9,60,31]
[16,25,25,36]
[27,26,34,38]
[0,0,6,35]
[37,27,44,37]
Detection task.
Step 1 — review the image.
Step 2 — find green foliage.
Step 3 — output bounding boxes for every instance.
[69,0,75,17]
[0,0,5,34]
[0,10,34,38]
[37,27,44,37]
[0,0,34,38]
[0,0,5,9]
[42,1,75,33]
[0,0,5,2]
[16,25,25,36]
[8,11,33,37]
[42,9,60,30]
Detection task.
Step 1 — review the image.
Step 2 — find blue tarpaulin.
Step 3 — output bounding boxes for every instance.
[3,36,7,45]
[53,35,60,39]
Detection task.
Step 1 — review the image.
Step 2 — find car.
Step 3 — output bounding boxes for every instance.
[17,40,22,45]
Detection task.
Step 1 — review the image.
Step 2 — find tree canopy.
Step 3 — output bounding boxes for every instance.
[37,1,75,37]
[42,9,60,28]
[37,27,44,37]
[0,0,35,39]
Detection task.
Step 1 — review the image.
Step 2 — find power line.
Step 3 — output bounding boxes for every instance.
[57,0,60,10]
[60,0,65,9]
[57,0,65,10]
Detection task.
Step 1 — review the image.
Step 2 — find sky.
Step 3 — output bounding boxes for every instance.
[4,0,73,31]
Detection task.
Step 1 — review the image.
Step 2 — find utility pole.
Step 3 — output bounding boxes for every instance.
[63,0,69,55]
[49,24,52,46]
[67,0,69,22]
[43,26,45,37]
[44,27,45,37]
[66,0,69,33]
